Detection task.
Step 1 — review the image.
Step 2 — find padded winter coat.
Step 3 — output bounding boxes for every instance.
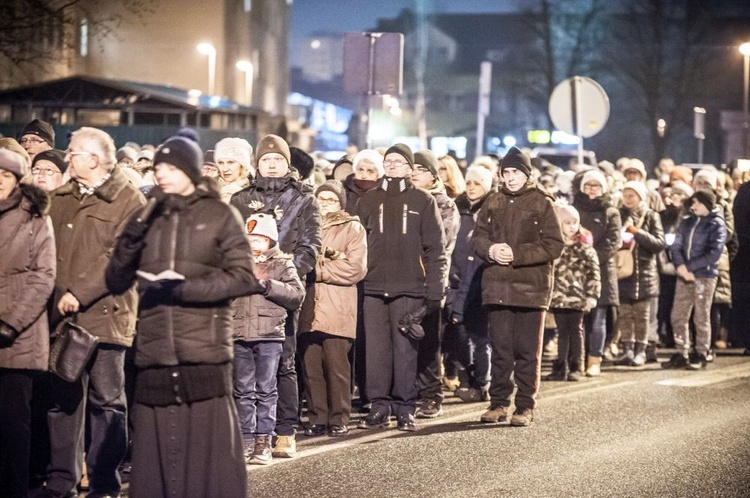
[671,210,727,279]
[617,206,665,301]
[549,236,600,311]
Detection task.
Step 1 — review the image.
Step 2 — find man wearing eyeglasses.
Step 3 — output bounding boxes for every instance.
[356,143,448,432]
[43,127,145,498]
[230,134,322,459]
[18,119,55,159]
[31,149,68,192]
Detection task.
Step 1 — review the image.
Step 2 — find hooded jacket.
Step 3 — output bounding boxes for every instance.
[671,209,727,279]
[0,184,56,370]
[471,181,564,310]
[549,234,601,311]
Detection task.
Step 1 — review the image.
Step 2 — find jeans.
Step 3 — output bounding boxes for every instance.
[417,306,443,402]
[46,344,128,496]
[585,305,607,357]
[275,308,299,436]
[455,302,491,390]
[233,340,283,437]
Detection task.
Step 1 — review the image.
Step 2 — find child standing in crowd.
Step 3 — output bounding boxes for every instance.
[232,213,305,464]
[663,190,727,370]
[546,205,601,381]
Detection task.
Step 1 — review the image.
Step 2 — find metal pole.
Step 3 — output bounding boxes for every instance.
[365,33,380,149]
[572,76,584,167]
[743,53,749,158]
[475,61,491,158]
[698,137,704,164]
[208,50,216,96]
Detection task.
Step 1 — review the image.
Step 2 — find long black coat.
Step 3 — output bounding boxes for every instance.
[617,206,665,301]
[574,192,622,306]
[732,182,750,283]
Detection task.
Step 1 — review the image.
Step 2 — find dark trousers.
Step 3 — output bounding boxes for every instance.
[363,295,422,417]
[487,306,544,411]
[0,369,35,498]
[417,306,443,402]
[233,340,283,437]
[552,309,584,371]
[730,281,750,349]
[46,344,127,496]
[455,301,491,390]
[300,332,353,426]
[275,309,299,436]
[353,282,368,404]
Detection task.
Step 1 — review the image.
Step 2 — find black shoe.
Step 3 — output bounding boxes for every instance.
[304,424,327,437]
[86,492,121,498]
[357,411,391,429]
[36,491,77,498]
[415,398,443,419]
[328,424,349,437]
[396,413,417,432]
[645,343,658,363]
[661,352,688,369]
[687,353,708,370]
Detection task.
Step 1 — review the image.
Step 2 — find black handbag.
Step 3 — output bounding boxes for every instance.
[48,318,99,382]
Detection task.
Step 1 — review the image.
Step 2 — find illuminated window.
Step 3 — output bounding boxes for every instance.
[80,18,88,57]
[244,0,251,12]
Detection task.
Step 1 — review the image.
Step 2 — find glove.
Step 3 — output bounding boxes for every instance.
[139,279,184,306]
[0,320,19,349]
[424,299,441,315]
[324,247,342,260]
[121,188,167,243]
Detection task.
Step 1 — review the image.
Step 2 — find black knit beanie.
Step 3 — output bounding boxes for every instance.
[19,119,55,147]
[32,149,68,174]
[315,180,347,210]
[385,143,414,168]
[501,146,533,178]
[414,149,439,178]
[692,189,716,212]
[153,129,203,185]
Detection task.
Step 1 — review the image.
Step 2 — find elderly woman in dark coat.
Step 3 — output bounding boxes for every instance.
[574,169,622,376]
[0,149,56,498]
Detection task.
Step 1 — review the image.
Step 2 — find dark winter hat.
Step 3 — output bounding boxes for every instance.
[501,146,533,178]
[256,134,291,164]
[203,150,216,166]
[315,180,347,210]
[32,149,68,174]
[19,119,55,147]
[0,148,28,180]
[414,149,439,178]
[290,146,314,180]
[384,143,414,168]
[692,189,716,212]
[153,129,203,185]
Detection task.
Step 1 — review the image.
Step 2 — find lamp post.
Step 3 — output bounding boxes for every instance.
[236,60,254,106]
[740,42,750,158]
[197,43,217,96]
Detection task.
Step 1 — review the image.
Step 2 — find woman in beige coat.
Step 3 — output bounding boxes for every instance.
[299,180,367,437]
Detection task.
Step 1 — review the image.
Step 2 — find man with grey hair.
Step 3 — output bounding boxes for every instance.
[42,127,145,498]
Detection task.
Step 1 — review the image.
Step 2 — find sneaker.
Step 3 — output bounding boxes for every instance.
[357,411,391,429]
[415,398,443,419]
[480,405,509,423]
[271,435,296,458]
[242,437,255,463]
[661,353,688,369]
[705,350,714,363]
[510,408,534,427]
[645,343,658,363]
[687,353,708,370]
[455,387,485,403]
[249,435,272,465]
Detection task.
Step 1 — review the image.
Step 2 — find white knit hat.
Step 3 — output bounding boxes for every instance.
[465,165,493,194]
[622,180,648,202]
[693,169,718,190]
[352,149,384,178]
[245,213,278,242]
[623,158,647,179]
[215,137,253,172]
[580,169,608,193]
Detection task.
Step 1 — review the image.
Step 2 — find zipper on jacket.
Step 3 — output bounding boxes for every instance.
[169,212,180,270]
[686,217,700,262]
[402,204,408,235]
[378,203,383,233]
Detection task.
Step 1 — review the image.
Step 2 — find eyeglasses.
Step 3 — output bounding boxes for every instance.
[20,137,47,145]
[412,167,431,175]
[64,149,94,158]
[317,197,340,205]
[583,182,603,190]
[384,160,408,167]
[32,167,61,176]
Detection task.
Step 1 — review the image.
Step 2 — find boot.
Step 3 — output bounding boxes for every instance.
[632,342,647,366]
[544,360,567,381]
[614,341,635,366]
[645,341,658,363]
[567,359,583,381]
[585,356,601,377]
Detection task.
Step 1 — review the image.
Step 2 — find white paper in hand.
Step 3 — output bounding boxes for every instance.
[136,269,186,282]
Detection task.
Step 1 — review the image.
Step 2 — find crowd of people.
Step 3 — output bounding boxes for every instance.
[0,118,749,498]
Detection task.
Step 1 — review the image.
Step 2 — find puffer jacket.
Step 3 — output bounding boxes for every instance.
[230,174,322,279]
[447,192,487,320]
[549,235,601,311]
[617,206,665,301]
[232,246,305,342]
[0,184,56,370]
[574,192,622,306]
[299,210,368,339]
[106,182,262,368]
[49,166,145,346]
[358,176,448,301]
[671,209,727,279]
[471,181,564,310]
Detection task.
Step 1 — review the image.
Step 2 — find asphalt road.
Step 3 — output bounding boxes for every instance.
[245,351,750,498]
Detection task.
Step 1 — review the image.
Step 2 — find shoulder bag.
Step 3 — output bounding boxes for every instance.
[49,317,99,383]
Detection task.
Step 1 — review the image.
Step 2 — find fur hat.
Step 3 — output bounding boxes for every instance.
[153,129,203,185]
[0,138,31,170]
[414,149,439,178]
[290,146,314,180]
[256,134,290,164]
[501,146,532,178]
[315,180,347,210]
[0,148,28,180]
[693,169,718,191]
[670,180,694,198]
[215,137,253,172]
[692,189,716,212]
[19,119,55,147]
[352,149,384,178]
[622,180,648,202]
[579,169,608,193]
[246,213,279,242]
[465,165,493,194]
[623,158,647,179]
[32,149,67,174]
[384,143,414,168]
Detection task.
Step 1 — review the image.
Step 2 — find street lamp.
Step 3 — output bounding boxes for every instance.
[740,42,750,158]
[197,42,216,96]
[236,60,254,106]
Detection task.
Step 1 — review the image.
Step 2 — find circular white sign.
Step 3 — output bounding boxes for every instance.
[549,76,610,138]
